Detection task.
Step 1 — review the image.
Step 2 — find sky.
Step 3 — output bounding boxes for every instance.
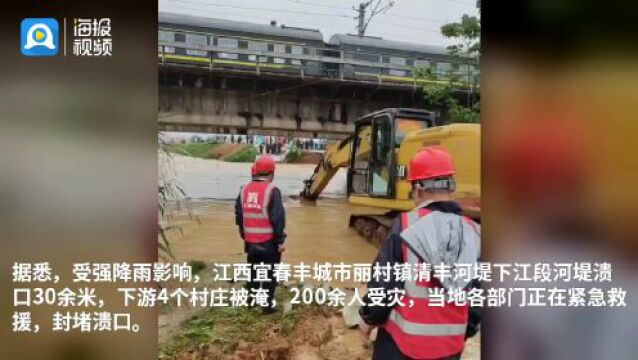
[158,0,479,47]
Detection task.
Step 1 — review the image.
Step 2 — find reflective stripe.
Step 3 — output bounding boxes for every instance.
[244,227,274,234]
[405,278,433,299]
[404,241,434,299]
[388,311,466,336]
[405,249,429,298]
[261,181,275,217]
[243,212,268,219]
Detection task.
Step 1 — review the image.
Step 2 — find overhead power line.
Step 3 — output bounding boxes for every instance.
[161,5,327,29]
[277,0,352,11]
[169,0,351,18]
[278,0,453,24]
[374,20,441,34]
[354,0,395,37]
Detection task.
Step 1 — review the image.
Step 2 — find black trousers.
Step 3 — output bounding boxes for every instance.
[373,328,462,360]
[246,249,281,308]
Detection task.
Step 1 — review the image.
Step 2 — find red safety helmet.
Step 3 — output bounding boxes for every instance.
[250,164,257,176]
[254,155,276,174]
[407,146,456,181]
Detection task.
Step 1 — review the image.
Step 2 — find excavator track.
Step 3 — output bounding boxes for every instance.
[349,212,398,248]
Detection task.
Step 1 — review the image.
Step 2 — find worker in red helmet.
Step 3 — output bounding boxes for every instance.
[235,155,286,315]
[359,146,481,360]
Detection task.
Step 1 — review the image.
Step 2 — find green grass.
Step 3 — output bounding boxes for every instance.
[187,260,207,275]
[224,146,258,162]
[167,143,219,159]
[285,148,302,163]
[158,285,306,359]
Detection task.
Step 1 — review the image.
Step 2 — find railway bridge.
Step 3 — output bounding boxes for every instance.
[157,13,476,138]
[159,65,429,139]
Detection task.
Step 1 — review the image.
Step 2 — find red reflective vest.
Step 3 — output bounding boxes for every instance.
[240,180,275,243]
[383,207,472,359]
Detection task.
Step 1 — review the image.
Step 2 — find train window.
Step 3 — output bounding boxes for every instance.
[350,52,379,63]
[273,44,286,53]
[414,59,430,68]
[163,46,175,54]
[185,34,207,46]
[218,52,239,60]
[388,69,406,77]
[186,49,207,56]
[274,58,286,64]
[248,41,268,52]
[174,33,186,42]
[389,56,406,66]
[353,65,378,75]
[290,46,302,66]
[248,54,269,62]
[436,62,452,74]
[158,30,174,42]
[217,37,238,48]
[322,49,340,58]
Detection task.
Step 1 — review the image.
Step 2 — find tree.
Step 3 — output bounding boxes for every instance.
[158,133,198,260]
[417,14,480,123]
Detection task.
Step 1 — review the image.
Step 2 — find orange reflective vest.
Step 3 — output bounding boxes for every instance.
[383,207,471,359]
[240,180,275,243]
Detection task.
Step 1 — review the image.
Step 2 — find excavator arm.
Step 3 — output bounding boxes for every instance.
[300,135,354,200]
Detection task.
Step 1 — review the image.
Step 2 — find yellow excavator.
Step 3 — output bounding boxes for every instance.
[300,108,480,246]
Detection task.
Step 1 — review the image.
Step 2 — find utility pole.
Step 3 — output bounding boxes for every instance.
[357,2,367,37]
[353,0,394,37]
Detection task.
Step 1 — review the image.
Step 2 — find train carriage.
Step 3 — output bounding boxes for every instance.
[158,12,476,84]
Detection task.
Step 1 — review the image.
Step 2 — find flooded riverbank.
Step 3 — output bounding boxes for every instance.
[169,155,347,200]
[161,155,480,359]
[167,156,377,267]
[170,198,379,271]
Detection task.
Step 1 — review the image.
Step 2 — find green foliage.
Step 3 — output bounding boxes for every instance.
[414,67,457,109]
[224,146,258,163]
[166,142,219,159]
[187,260,206,275]
[415,14,481,123]
[158,133,199,261]
[449,103,480,123]
[158,286,305,358]
[441,15,481,59]
[285,147,302,163]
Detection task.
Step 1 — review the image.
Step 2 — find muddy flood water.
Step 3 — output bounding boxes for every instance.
[163,156,480,359]
[169,155,378,268]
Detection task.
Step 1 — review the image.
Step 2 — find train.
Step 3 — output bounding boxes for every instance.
[158,12,477,84]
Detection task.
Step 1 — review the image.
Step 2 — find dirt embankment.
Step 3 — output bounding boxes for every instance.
[210,144,250,160]
[286,151,323,165]
[174,307,372,360]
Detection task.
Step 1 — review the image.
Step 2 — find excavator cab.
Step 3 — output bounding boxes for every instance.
[348,108,436,200]
[301,107,479,246]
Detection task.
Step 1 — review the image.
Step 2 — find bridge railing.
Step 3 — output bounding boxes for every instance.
[158,41,477,86]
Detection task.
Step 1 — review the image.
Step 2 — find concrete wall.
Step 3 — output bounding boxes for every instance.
[158,71,423,138]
